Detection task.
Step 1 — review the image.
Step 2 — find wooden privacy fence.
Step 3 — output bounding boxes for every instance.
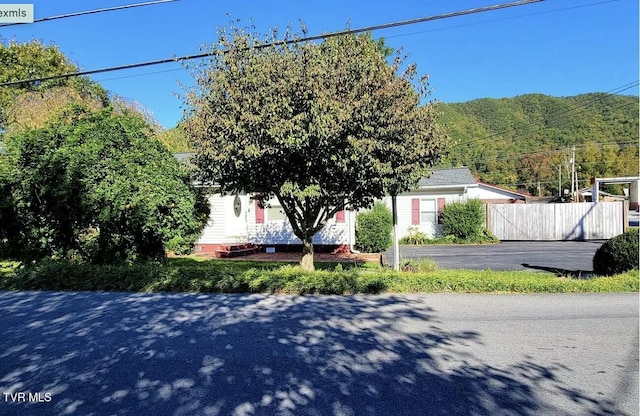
[486,202,627,240]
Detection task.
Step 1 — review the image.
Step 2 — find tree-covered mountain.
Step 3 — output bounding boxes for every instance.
[437,93,639,196]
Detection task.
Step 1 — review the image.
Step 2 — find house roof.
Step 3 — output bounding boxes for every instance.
[477,182,529,198]
[418,167,477,188]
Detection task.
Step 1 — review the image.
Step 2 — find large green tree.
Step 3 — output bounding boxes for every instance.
[1,105,208,263]
[185,25,447,270]
[0,40,108,130]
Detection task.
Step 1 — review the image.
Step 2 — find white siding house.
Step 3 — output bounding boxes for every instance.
[194,191,354,254]
[383,168,527,239]
[174,153,526,253]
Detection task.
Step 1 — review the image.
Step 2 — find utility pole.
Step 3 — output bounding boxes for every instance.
[392,194,400,272]
[571,146,576,202]
[558,165,562,198]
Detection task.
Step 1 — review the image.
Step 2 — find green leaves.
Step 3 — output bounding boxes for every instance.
[439,93,639,195]
[185,23,447,268]
[1,106,208,263]
[441,199,486,240]
[0,40,108,130]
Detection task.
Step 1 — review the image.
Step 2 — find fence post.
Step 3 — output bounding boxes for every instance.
[485,203,492,233]
[623,200,629,233]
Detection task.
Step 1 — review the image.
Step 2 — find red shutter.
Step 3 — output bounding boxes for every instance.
[411,198,420,225]
[255,199,264,224]
[336,210,345,223]
[437,198,446,224]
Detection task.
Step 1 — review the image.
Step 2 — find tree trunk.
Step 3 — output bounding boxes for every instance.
[300,236,315,271]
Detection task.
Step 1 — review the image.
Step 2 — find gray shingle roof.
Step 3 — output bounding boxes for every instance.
[418,167,476,187]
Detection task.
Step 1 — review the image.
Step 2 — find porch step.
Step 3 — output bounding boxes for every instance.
[214,243,259,258]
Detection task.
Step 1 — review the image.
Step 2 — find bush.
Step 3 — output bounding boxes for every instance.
[400,226,429,245]
[356,202,392,253]
[441,199,485,239]
[1,106,209,264]
[593,229,639,276]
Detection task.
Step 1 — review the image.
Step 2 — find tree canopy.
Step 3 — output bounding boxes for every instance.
[0,40,208,262]
[438,93,639,195]
[184,25,447,270]
[0,39,108,130]
[0,105,209,263]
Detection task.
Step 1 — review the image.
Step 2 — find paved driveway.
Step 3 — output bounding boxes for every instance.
[387,241,605,273]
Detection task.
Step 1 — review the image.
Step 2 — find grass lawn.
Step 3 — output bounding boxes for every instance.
[0,257,637,295]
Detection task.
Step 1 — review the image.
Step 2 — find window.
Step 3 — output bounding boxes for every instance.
[413,198,445,225]
[420,199,437,225]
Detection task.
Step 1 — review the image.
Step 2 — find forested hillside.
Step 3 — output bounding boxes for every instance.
[438,93,639,196]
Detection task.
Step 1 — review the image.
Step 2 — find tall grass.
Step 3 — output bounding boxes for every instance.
[0,258,637,295]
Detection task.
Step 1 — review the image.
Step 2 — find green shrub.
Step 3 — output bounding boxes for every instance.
[1,107,209,264]
[441,199,485,239]
[593,229,639,276]
[400,226,429,245]
[356,202,392,253]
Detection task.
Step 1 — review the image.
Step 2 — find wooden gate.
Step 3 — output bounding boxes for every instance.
[487,202,626,240]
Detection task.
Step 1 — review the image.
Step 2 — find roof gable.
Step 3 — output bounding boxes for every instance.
[476,182,529,199]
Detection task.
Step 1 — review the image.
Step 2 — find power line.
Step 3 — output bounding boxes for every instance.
[0,0,543,88]
[385,0,621,40]
[0,0,178,27]
[449,81,639,149]
[443,85,639,168]
[460,140,639,167]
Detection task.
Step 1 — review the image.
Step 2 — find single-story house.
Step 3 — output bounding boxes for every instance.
[177,156,527,255]
[380,167,527,241]
[194,191,355,255]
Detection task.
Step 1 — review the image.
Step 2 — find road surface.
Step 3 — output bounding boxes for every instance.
[0,291,637,415]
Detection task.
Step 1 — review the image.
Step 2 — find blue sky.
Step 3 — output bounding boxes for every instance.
[2,0,638,128]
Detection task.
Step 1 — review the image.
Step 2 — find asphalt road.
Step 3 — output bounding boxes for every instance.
[388,241,606,273]
[0,291,637,415]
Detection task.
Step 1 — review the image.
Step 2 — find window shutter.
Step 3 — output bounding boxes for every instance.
[437,198,446,224]
[411,198,420,225]
[255,199,264,224]
[336,210,345,223]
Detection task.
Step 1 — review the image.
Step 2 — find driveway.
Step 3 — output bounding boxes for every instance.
[387,241,605,273]
[0,291,637,416]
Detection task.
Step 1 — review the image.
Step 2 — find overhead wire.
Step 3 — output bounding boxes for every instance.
[0,0,178,27]
[0,0,543,87]
[384,0,622,40]
[444,85,639,172]
[449,81,639,150]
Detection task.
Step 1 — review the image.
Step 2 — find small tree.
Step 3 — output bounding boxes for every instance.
[185,24,447,270]
[356,202,393,253]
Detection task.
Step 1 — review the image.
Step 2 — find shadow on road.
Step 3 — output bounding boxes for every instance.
[0,291,622,415]
[521,263,593,278]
